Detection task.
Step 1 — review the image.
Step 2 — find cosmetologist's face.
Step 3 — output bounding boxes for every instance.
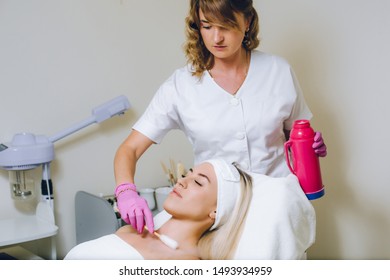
[198,9,248,60]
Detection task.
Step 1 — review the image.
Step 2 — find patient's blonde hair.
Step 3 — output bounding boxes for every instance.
[197,163,252,259]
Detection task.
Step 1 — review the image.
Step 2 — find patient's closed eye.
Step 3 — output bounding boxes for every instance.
[194,179,202,186]
[186,168,204,186]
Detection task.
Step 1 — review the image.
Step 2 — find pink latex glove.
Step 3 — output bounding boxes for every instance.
[115,183,154,234]
[312,132,327,157]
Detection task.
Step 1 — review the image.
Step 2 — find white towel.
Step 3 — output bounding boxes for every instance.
[234,173,316,259]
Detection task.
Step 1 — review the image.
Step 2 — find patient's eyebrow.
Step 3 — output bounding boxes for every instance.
[198,173,210,183]
[189,168,210,183]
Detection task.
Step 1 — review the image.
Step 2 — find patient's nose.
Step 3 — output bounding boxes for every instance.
[177,177,188,189]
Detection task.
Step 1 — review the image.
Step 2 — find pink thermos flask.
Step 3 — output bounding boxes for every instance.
[284,120,324,200]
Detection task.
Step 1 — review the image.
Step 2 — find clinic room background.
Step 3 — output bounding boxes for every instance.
[0,0,389,260]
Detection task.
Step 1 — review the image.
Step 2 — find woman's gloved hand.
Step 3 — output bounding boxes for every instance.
[313,132,327,157]
[115,183,154,234]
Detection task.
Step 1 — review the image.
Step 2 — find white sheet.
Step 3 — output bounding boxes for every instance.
[64,234,144,260]
[234,173,316,259]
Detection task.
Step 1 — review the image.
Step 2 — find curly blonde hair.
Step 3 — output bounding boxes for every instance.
[184,0,260,77]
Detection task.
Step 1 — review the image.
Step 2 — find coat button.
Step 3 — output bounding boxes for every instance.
[230,97,239,106]
[236,132,246,140]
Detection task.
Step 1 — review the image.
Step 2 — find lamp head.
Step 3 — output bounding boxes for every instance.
[92,95,130,123]
[0,133,54,170]
[0,133,54,200]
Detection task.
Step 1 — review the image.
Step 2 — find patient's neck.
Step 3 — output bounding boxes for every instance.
[157,218,211,250]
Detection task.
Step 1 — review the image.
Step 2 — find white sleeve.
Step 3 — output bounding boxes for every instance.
[284,67,313,130]
[132,73,181,144]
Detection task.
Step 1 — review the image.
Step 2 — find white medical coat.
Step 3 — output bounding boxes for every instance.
[133,51,312,177]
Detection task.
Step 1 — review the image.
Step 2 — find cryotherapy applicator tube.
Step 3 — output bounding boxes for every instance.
[144,226,178,250]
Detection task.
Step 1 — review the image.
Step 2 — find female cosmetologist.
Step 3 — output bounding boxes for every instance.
[113,0,327,234]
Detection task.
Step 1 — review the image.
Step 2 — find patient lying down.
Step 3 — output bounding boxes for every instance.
[65,159,253,260]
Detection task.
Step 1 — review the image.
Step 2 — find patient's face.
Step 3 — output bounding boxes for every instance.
[164,162,217,220]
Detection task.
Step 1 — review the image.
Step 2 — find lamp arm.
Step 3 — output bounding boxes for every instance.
[48,116,96,143]
[48,95,130,143]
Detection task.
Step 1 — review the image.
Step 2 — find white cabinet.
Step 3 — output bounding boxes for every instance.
[0,202,58,259]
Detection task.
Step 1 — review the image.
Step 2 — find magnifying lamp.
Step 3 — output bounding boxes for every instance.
[0,95,130,204]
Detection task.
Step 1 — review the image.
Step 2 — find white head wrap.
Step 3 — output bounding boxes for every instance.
[205,159,241,231]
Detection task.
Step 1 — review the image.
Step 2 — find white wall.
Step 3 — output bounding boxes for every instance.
[0,0,389,260]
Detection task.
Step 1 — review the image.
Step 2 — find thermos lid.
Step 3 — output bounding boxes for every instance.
[291,119,314,139]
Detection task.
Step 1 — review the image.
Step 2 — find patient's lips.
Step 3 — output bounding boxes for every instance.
[171,188,182,198]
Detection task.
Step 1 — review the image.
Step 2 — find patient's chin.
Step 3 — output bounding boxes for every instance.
[162,197,172,212]
[162,197,180,216]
